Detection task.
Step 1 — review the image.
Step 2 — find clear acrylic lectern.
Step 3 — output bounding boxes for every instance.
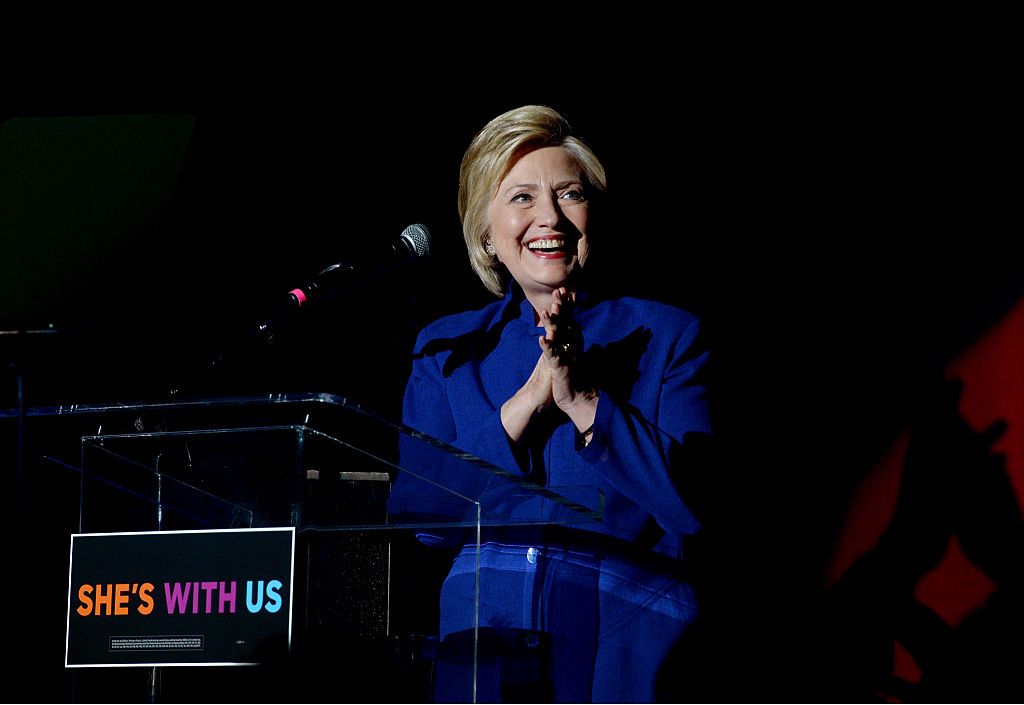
[24,392,603,702]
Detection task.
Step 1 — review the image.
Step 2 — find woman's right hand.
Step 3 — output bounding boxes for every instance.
[500,353,554,443]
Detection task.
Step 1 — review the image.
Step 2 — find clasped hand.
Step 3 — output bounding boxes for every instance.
[500,287,598,443]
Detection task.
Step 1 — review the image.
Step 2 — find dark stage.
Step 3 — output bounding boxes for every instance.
[3,80,1021,702]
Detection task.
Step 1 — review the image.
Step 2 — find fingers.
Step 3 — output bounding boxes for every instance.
[540,294,560,337]
[549,287,569,328]
[540,305,559,339]
[539,334,555,359]
[553,287,568,311]
[540,287,577,364]
[539,331,563,367]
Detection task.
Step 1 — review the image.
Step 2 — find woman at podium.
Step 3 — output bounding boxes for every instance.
[388,105,714,703]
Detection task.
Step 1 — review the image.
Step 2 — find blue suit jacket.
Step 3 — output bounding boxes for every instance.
[389,283,713,701]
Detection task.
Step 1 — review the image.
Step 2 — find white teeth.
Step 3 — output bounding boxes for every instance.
[527,239,565,250]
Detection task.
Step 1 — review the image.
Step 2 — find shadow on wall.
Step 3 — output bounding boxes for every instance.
[822,296,1024,702]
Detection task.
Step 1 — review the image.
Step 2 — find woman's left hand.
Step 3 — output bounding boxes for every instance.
[540,287,598,435]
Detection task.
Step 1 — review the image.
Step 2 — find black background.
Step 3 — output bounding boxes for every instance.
[3,53,1021,701]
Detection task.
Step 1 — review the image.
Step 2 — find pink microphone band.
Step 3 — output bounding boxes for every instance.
[289,288,308,306]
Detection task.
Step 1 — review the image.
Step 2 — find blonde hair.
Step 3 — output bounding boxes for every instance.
[458,105,607,296]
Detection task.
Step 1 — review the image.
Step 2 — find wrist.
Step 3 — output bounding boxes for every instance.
[502,388,550,444]
[562,390,599,433]
[514,387,550,417]
[575,423,595,448]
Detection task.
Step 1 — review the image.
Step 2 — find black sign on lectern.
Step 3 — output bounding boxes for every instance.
[66,528,295,668]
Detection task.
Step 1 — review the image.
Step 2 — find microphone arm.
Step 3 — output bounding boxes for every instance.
[285,263,349,310]
[168,224,432,399]
[167,262,356,399]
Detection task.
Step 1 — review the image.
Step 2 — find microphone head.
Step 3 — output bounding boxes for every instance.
[400,223,432,258]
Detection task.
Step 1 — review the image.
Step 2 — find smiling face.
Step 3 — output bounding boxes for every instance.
[487,146,591,306]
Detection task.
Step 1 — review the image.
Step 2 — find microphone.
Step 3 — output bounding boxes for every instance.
[167,224,433,399]
[286,223,432,310]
